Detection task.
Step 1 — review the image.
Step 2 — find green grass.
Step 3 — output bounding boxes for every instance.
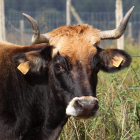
[59,42,140,140]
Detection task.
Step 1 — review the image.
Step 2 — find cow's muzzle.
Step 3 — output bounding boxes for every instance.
[66,96,99,119]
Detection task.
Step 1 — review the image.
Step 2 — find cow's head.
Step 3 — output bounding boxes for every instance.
[16,7,134,119]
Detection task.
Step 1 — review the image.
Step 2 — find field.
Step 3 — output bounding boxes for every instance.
[59,42,140,140]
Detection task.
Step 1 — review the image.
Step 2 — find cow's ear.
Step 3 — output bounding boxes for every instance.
[98,48,132,72]
[14,46,52,75]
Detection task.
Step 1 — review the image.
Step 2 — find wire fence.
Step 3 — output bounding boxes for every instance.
[4,10,140,46]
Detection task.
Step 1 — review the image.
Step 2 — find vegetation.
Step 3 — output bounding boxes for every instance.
[59,42,140,140]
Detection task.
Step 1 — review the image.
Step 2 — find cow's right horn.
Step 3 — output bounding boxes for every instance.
[98,6,134,40]
[22,13,50,44]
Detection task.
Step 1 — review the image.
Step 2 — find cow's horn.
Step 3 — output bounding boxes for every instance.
[98,6,134,40]
[22,13,50,44]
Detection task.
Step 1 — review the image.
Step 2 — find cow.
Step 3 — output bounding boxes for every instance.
[0,6,134,140]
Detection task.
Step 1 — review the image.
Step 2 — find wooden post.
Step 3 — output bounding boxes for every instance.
[20,20,25,45]
[138,31,140,45]
[66,0,71,25]
[115,0,124,49]
[70,5,83,24]
[127,22,133,42]
[0,0,6,41]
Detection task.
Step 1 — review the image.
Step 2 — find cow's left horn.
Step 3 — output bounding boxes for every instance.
[98,6,134,40]
[22,13,50,44]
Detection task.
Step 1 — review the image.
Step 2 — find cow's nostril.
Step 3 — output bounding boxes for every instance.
[95,100,98,105]
[66,97,99,118]
[74,100,84,110]
[93,100,99,110]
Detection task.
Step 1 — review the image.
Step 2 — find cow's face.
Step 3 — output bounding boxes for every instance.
[16,7,133,119]
[49,47,99,119]
[48,31,100,119]
[15,33,131,119]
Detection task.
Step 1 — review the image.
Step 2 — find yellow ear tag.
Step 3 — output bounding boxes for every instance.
[17,62,29,75]
[112,56,123,67]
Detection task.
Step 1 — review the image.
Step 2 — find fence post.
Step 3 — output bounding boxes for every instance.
[138,31,140,45]
[0,0,6,41]
[66,0,71,25]
[70,5,83,24]
[127,22,133,43]
[20,20,25,45]
[115,0,124,49]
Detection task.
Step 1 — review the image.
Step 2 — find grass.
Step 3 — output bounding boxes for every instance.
[59,42,140,140]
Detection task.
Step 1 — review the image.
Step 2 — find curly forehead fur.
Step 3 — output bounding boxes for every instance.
[48,24,100,65]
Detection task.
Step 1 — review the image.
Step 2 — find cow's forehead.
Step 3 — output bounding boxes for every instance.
[48,24,100,64]
[59,39,97,65]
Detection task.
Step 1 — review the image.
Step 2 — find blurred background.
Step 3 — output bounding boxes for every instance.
[1,0,140,139]
[2,0,140,46]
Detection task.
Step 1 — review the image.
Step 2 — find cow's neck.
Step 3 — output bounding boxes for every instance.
[44,116,68,140]
[21,73,68,139]
[43,91,68,139]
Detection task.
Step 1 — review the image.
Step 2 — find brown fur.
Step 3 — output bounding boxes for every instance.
[0,42,48,76]
[0,42,48,57]
[0,25,99,77]
[46,24,100,65]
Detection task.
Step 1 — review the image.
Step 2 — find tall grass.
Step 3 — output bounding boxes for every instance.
[59,43,140,140]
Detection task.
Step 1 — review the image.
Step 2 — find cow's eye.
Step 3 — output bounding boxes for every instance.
[55,63,63,71]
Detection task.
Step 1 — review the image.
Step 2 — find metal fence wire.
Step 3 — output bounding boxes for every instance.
[5,10,140,45]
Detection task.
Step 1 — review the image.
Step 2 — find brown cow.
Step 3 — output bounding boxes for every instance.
[0,7,134,140]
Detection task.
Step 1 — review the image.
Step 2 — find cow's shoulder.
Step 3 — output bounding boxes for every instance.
[0,41,22,57]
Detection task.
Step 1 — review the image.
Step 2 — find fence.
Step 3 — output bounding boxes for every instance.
[5,10,140,45]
